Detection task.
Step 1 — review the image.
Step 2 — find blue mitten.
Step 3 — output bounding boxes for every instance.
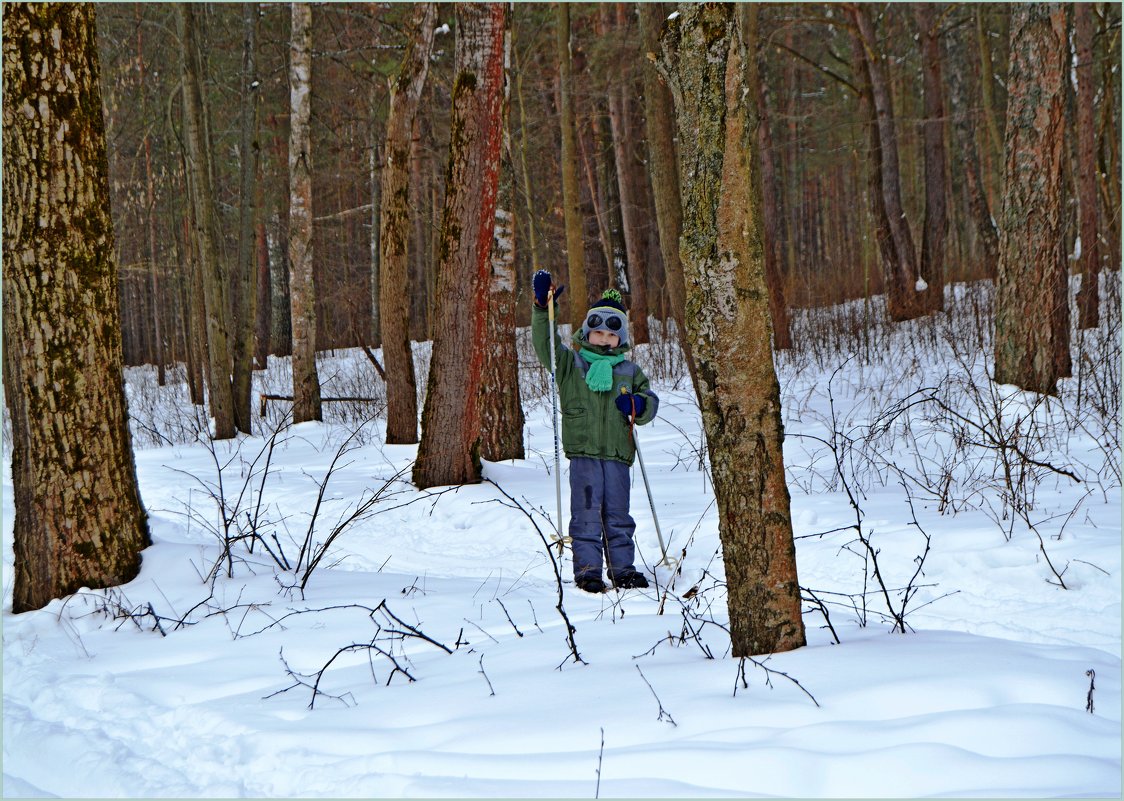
[533,269,565,307]
[615,392,646,421]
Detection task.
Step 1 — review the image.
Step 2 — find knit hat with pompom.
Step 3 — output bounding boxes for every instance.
[581,288,629,346]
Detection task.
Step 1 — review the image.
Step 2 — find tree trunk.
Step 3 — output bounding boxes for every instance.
[994,3,1070,394]
[479,15,525,464]
[638,2,701,389]
[233,3,262,433]
[915,4,947,313]
[511,13,544,272]
[255,217,270,367]
[850,23,900,312]
[413,2,507,489]
[658,3,805,658]
[976,7,1006,174]
[3,2,151,613]
[380,2,436,445]
[557,3,588,327]
[177,4,237,438]
[603,3,650,344]
[849,4,925,322]
[288,1,322,423]
[744,5,792,350]
[267,206,292,358]
[134,3,165,386]
[947,19,999,278]
[1074,2,1101,329]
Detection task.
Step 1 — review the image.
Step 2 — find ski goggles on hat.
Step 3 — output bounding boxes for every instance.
[584,311,625,333]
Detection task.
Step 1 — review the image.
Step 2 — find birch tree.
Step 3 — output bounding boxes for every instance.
[659,3,805,657]
[288,1,322,423]
[3,2,150,612]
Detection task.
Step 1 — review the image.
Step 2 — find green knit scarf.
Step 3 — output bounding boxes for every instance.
[580,348,626,392]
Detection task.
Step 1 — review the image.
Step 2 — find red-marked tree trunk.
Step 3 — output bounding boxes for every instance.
[413,3,507,489]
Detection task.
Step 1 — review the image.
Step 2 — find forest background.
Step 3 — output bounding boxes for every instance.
[97,1,1121,378]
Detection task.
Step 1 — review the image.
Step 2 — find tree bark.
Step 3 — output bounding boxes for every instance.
[413,2,507,489]
[3,2,150,613]
[557,3,588,326]
[177,4,237,438]
[914,4,948,313]
[994,3,1070,394]
[1074,2,1101,329]
[380,2,436,445]
[288,1,322,423]
[479,11,525,464]
[233,3,262,433]
[658,3,805,658]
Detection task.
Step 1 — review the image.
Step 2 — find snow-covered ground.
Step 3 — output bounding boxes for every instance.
[4,282,1120,797]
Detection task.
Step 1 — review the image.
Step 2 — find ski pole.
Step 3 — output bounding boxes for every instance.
[547,288,565,553]
[622,389,677,569]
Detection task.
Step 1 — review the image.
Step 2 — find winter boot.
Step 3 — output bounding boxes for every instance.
[613,572,649,590]
[575,575,607,594]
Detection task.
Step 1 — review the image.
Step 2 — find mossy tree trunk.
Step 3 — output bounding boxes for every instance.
[379,2,436,445]
[413,2,507,489]
[658,3,805,658]
[2,2,151,613]
[994,3,1070,394]
[287,1,322,423]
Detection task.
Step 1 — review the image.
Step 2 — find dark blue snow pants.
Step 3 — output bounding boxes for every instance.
[568,456,637,581]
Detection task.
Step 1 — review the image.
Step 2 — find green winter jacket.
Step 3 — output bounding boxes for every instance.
[531,301,659,465]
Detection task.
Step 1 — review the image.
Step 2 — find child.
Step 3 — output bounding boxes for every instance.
[531,270,659,593]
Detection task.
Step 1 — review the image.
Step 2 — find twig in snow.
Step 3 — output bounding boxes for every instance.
[595,727,605,799]
[478,654,496,697]
[635,665,677,726]
[495,599,524,637]
[734,655,820,707]
[1086,669,1096,714]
